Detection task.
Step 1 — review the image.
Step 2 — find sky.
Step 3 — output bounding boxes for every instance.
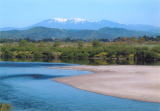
[0,0,160,28]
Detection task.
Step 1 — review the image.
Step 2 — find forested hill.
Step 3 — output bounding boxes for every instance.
[0,27,158,40]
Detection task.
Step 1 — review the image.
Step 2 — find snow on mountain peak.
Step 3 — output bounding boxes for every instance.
[53,18,68,22]
[71,18,87,22]
[51,18,87,23]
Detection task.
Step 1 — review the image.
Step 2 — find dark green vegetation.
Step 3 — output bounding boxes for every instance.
[0,36,160,65]
[0,104,11,111]
[0,27,159,40]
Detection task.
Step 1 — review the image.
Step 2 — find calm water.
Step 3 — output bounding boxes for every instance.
[0,61,160,111]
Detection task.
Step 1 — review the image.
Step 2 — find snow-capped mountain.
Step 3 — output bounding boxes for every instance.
[0,18,159,40]
[32,18,124,30]
[0,18,160,33]
[32,18,160,33]
[32,18,95,29]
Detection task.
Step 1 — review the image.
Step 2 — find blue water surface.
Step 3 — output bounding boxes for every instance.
[0,61,160,111]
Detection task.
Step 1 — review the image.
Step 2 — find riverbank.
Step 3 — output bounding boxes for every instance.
[52,65,160,103]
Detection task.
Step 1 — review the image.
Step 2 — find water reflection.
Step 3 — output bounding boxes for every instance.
[0,74,64,80]
[1,58,160,65]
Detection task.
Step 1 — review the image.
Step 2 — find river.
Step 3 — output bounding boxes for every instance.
[0,61,160,111]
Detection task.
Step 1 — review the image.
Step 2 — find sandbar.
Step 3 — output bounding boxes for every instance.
[52,65,160,103]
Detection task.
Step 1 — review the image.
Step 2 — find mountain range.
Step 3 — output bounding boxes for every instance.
[0,18,160,40]
[32,18,160,33]
[1,18,160,32]
[0,27,158,40]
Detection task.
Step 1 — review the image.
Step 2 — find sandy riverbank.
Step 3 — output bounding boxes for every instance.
[52,65,160,103]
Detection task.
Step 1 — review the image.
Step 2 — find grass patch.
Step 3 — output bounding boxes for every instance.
[0,104,11,111]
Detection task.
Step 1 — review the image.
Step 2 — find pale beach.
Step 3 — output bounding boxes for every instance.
[53,65,160,103]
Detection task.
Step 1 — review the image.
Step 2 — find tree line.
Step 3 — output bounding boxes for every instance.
[0,37,160,63]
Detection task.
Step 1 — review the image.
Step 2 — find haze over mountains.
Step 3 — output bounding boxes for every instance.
[0,18,160,40]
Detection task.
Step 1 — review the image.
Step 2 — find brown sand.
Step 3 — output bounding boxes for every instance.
[52,65,160,103]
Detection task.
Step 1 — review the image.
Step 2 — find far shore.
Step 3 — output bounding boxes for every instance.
[51,65,160,103]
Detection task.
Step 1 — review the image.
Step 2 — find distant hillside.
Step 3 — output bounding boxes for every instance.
[0,27,158,40]
[1,18,160,33]
[0,27,17,31]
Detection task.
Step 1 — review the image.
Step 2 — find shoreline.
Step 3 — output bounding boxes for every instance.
[51,65,160,103]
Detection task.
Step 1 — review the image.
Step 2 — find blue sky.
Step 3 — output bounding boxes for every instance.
[0,0,160,27]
